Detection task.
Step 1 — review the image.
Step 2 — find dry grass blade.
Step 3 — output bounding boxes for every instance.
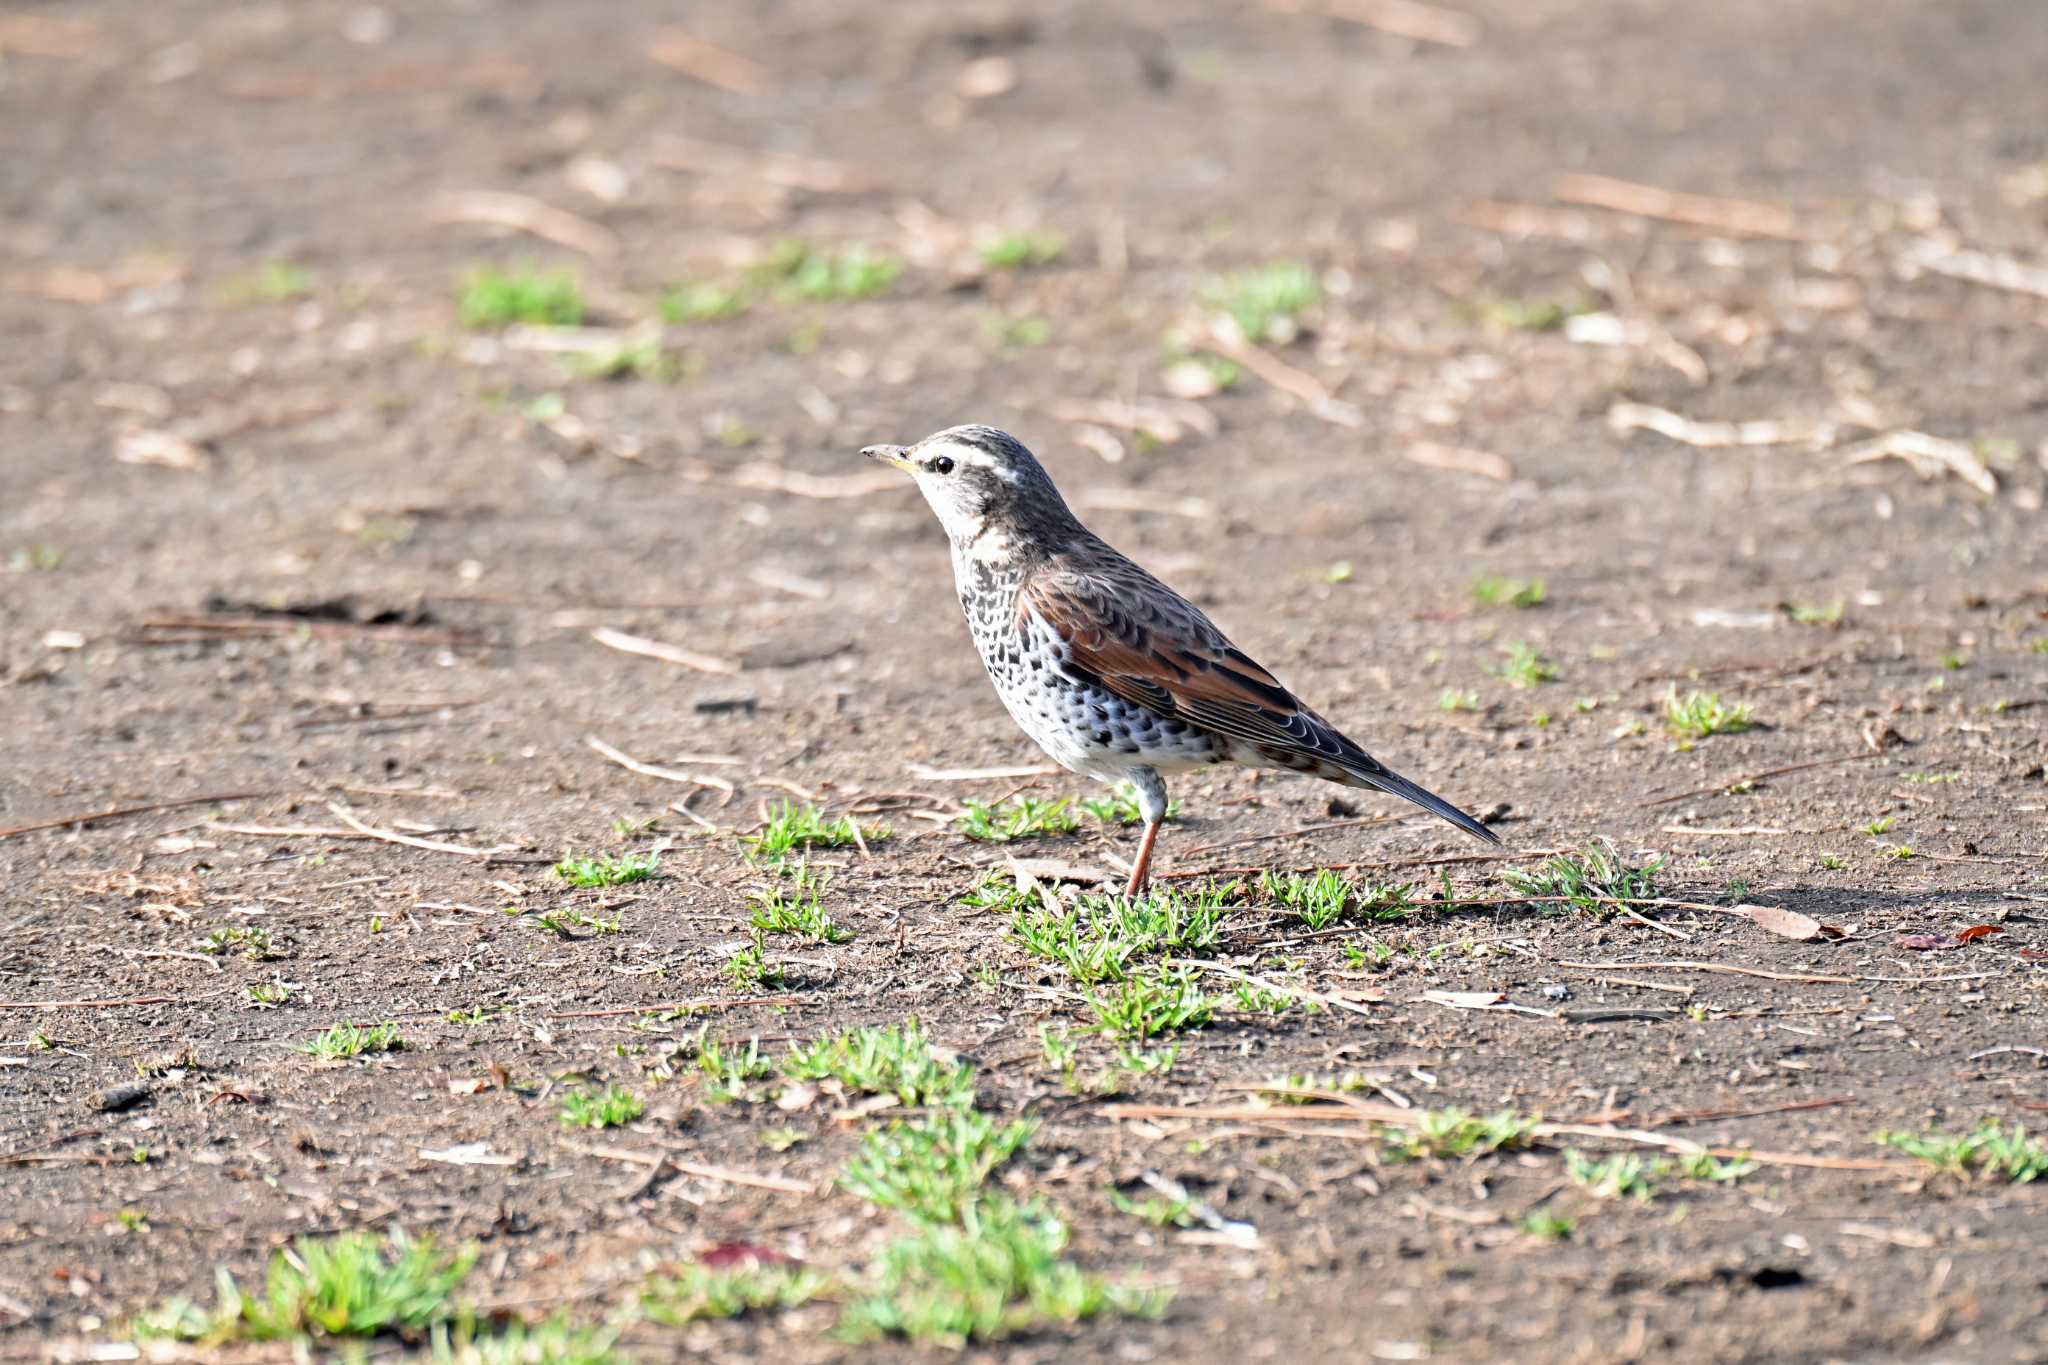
[1267,0,1481,48]
[1201,335,1363,427]
[650,135,873,193]
[428,190,618,258]
[326,803,513,858]
[1168,960,1380,1017]
[1553,173,1809,240]
[646,28,772,94]
[1842,430,1997,495]
[589,626,741,675]
[0,792,272,841]
[1047,398,1219,444]
[0,996,176,1010]
[1403,440,1515,482]
[1898,237,2048,301]
[586,735,737,787]
[1557,960,1858,984]
[1607,402,1836,450]
[545,995,797,1019]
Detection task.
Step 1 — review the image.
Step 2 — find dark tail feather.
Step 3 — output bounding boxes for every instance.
[1341,757,1501,845]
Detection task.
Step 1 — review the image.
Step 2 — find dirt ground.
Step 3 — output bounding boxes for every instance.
[4,0,2048,1360]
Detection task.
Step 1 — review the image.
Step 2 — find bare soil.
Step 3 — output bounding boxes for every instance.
[4,1,2047,1360]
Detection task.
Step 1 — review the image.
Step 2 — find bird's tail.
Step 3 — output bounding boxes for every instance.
[1335,754,1501,845]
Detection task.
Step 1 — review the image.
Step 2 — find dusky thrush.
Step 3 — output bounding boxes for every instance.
[865,424,1500,896]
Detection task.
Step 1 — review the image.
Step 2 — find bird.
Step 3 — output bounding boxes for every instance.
[863,423,1500,897]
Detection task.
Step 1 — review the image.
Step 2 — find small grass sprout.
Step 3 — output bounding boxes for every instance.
[1384,1108,1539,1161]
[300,1022,404,1062]
[1664,689,1754,740]
[1083,964,1214,1044]
[458,265,584,328]
[1439,687,1481,712]
[748,864,851,944]
[1878,1120,2048,1183]
[958,795,1080,842]
[757,241,902,300]
[1566,1150,1659,1201]
[697,1036,774,1102]
[979,231,1065,269]
[134,1230,476,1343]
[1470,574,1547,609]
[640,1258,831,1326]
[1500,838,1663,915]
[782,1019,977,1109]
[553,852,657,887]
[1200,262,1320,344]
[744,800,883,863]
[557,1084,644,1130]
[838,1195,1167,1346]
[1494,641,1559,687]
[658,279,750,323]
[200,925,276,960]
[839,1110,1039,1225]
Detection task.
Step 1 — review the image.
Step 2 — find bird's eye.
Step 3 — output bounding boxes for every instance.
[929,455,955,475]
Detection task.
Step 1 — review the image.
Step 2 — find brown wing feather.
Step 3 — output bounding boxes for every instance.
[1019,550,1502,846]
[1020,556,1353,764]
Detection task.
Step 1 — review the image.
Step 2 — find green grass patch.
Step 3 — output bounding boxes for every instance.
[1470,574,1546,609]
[755,241,902,300]
[1664,689,1754,740]
[1082,964,1213,1045]
[1012,885,1234,984]
[1262,869,1418,929]
[1565,1150,1660,1201]
[640,1258,831,1326]
[1385,1108,1540,1161]
[557,1083,644,1129]
[1500,838,1662,915]
[553,852,658,887]
[1493,641,1558,687]
[744,800,884,864]
[200,925,277,959]
[782,1019,976,1109]
[426,1314,622,1365]
[1200,262,1319,344]
[697,1035,774,1102]
[1439,687,1481,712]
[223,261,315,304]
[300,1021,403,1062]
[840,1110,1039,1225]
[1878,1120,2048,1182]
[958,795,1080,842]
[748,864,851,945]
[134,1230,475,1344]
[979,231,1065,269]
[724,931,784,991]
[839,1196,1166,1347]
[658,279,751,322]
[458,265,584,328]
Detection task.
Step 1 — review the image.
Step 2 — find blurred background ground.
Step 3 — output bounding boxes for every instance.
[2,1,2046,1361]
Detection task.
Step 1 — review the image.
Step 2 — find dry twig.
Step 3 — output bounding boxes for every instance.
[1553,173,1809,240]
[646,28,771,93]
[428,190,618,258]
[589,626,740,675]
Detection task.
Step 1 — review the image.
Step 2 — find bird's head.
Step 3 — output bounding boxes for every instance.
[863,424,1078,550]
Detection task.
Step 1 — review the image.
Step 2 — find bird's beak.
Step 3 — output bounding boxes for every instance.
[861,443,916,473]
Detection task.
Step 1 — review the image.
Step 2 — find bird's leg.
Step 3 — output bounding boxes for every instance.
[1121,767,1171,900]
[1125,819,1162,899]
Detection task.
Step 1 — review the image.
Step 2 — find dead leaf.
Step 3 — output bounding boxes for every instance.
[1955,925,2003,943]
[1421,990,1507,1009]
[115,428,205,471]
[2017,948,2048,962]
[1893,933,1962,951]
[1724,903,1843,942]
[419,1142,517,1166]
[447,1077,491,1096]
[774,1082,818,1112]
